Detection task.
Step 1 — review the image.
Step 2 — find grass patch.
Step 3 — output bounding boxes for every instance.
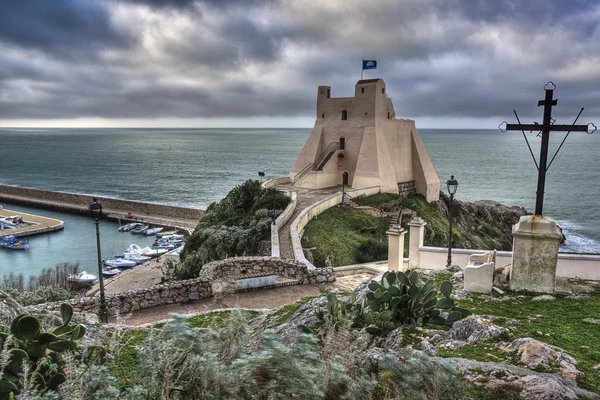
[188,310,261,330]
[353,193,402,208]
[301,206,390,267]
[106,329,148,389]
[269,296,317,326]
[436,288,600,393]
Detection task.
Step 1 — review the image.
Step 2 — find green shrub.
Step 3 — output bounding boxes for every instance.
[173,250,209,280]
[356,238,388,263]
[181,180,290,262]
[6,285,75,306]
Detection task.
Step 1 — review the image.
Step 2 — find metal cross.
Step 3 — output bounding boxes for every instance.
[500,82,596,216]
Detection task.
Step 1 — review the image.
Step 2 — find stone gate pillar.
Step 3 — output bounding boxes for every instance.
[408,217,426,270]
[510,215,563,293]
[387,226,406,271]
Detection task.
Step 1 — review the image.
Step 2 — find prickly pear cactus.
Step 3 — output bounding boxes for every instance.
[363,270,471,336]
[0,303,100,399]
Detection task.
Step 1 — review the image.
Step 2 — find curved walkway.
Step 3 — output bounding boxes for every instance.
[276,184,342,260]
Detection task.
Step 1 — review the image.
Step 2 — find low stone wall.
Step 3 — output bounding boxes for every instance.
[26,277,212,315]
[271,191,297,257]
[290,186,381,269]
[262,177,292,188]
[201,256,335,284]
[26,257,333,316]
[0,185,203,221]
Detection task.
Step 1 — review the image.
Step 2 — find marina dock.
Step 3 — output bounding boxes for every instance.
[0,209,64,237]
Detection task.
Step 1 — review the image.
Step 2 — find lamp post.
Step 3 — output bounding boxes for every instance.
[341,171,348,204]
[446,176,459,268]
[258,171,265,184]
[89,199,109,323]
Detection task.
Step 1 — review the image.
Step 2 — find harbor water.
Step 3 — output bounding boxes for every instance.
[0,127,599,278]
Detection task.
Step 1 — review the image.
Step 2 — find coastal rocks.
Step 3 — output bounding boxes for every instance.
[438,316,509,349]
[445,357,599,400]
[498,338,581,378]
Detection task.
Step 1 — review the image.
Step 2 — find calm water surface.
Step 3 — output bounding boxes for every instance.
[0,128,598,278]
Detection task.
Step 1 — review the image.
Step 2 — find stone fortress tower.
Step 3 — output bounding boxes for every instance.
[289,78,440,202]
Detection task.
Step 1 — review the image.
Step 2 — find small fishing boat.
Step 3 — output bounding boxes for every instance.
[138,246,168,258]
[131,225,149,234]
[156,230,178,238]
[68,271,97,284]
[102,267,122,278]
[159,234,184,241]
[104,258,137,268]
[118,222,140,232]
[124,254,151,264]
[143,227,164,236]
[0,236,30,250]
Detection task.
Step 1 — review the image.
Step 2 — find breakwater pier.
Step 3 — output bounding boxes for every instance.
[0,209,63,237]
[0,185,204,232]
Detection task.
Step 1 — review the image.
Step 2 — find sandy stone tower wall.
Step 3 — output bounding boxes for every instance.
[289,78,440,202]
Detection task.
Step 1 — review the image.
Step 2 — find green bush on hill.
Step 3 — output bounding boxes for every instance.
[181,180,290,265]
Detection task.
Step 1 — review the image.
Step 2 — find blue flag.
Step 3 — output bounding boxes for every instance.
[362,59,377,70]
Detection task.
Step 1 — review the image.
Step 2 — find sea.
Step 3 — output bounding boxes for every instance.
[0,128,599,279]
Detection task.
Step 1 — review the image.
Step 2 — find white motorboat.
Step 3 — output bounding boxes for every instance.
[68,271,97,284]
[138,246,168,258]
[156,230,178,238]
[104,258,137,268]
[124,254,151,264]
[102,267,122,277]
[131,225,149,234]
[159,234,184,241]
[118,222,140,232]
[144,227,164,236]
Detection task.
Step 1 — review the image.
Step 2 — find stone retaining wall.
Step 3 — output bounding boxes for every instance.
[26,256,333,316]
[201,256,335,284]
[26,277,212,315]
[0,185,203,221]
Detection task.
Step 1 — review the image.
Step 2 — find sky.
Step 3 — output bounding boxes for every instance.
[0,0,599,129]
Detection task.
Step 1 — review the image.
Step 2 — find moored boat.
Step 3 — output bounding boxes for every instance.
[104,258,137,268]
[68,271,97,284]
[102,267,122,278]
[138,246,168,258]
[156,230,178,238]
[143,227,164,236]
[0,236,30,250]
[118,222,141,232]
[131,225,149,234]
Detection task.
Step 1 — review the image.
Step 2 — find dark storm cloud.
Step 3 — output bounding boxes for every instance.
[0,0,131,55]
[1,0,599,124]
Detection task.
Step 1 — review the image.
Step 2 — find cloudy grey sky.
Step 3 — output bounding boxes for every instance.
[0,0,598,128]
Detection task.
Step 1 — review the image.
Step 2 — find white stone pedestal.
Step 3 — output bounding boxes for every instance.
[387,227,406,271]
[408,217,426,270]
[510,215,563,294]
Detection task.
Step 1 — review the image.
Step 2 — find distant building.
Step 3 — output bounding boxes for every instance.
[289,78,440,202]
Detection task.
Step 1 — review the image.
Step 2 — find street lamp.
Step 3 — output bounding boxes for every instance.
[341,172,348,204]
[446,176,459,268]
[89,199,109,323]
[258,171,265,183]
